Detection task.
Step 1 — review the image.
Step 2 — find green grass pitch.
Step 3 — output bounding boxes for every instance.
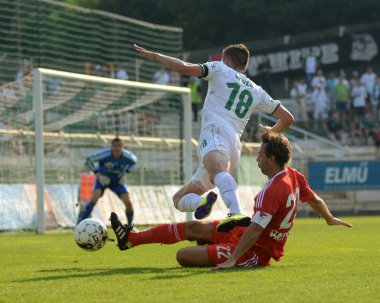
[1,216,379,303]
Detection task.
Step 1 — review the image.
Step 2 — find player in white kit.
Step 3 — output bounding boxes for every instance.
[134,43,294,231]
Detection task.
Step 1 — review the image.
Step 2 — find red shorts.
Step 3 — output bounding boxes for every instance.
[206,221,271,267]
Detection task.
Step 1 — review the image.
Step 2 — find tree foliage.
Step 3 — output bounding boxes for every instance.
[64,0,379,50]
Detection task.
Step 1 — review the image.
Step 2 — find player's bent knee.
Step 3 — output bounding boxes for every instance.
[172,190,184,209]
[176,249,188,266]
[184,221,201,240]
[176,248,197,267]
[176,246,212,267]
[172,195,180,209]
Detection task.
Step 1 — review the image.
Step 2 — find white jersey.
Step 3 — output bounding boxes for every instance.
[199,61,281,137]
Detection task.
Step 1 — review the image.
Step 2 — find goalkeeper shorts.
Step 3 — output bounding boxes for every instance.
[94,180,128,196]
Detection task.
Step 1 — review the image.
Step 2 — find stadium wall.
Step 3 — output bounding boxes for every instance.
[0,184,262,230]
[2,183,379,231]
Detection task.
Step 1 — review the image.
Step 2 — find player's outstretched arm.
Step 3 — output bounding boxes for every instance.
[134,44,202,77]
[307,194,352,228]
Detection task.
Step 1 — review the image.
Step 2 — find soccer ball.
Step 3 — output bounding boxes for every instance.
[74,218,108,252]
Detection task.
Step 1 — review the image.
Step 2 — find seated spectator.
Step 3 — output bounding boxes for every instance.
[15,64,24,81]
[350,116,365,145]
[361,112,377,145]
[153,67,170,85]
[324,112,346,145]
[84,62,92,75]
[374,126,380,159]
[115,65,128,80]
[46,76,62,94]
[169,71,181,86]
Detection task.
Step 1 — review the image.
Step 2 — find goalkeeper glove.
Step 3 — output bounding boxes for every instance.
[97,174,111,186]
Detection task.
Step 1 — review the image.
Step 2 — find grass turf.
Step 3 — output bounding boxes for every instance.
[0,216,379,303]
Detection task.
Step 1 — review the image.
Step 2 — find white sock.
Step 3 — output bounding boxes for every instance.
[214,172,242,214]
[177,193,204,212]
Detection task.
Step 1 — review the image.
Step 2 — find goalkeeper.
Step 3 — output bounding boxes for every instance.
[78,137,138,227]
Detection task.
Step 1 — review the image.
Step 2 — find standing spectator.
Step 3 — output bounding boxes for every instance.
[77,162,96,224]
[153,67,170,85]
[326,71,337,111]
[290,80,309,127]
[333,74,350,123]
[372,76,380,119]
[338,69,350,87]
[188,76,201,122]
[360,66,376,112]
[303,48,319,91]
[256,55,272,95]
[350,70,360,87]
[351,80,367,119]
[311,69,328,130]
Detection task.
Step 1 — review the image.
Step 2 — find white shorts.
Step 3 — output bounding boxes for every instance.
[191,124,242,191]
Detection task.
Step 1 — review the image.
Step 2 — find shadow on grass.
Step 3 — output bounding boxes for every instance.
[13,265,267,283]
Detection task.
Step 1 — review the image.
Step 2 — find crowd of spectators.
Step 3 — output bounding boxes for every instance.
[290,66,380,150]
[60,61,380,154]
[7,59,380,156]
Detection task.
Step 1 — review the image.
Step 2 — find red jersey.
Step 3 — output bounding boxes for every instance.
[252,167,314,261]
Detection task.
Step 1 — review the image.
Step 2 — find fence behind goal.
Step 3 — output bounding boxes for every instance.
[0,0,183,85]
[0,68,192,233]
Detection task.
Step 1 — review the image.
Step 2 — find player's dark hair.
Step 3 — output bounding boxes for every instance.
[261,132,291,168]
[222,44,250,69]
[111,137,123,146]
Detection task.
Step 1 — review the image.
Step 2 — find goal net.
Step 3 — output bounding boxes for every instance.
[0,0,183,85]
[0,68,192,233]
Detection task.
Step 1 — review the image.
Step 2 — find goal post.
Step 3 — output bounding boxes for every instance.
[29,68,192,234]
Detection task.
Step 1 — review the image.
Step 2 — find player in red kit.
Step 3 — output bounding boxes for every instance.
[110,132,352,268]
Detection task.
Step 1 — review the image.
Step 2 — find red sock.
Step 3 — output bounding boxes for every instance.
[128,223,186,247]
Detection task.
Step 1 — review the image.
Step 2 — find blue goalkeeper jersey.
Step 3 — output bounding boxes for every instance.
[86,148,137,183]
